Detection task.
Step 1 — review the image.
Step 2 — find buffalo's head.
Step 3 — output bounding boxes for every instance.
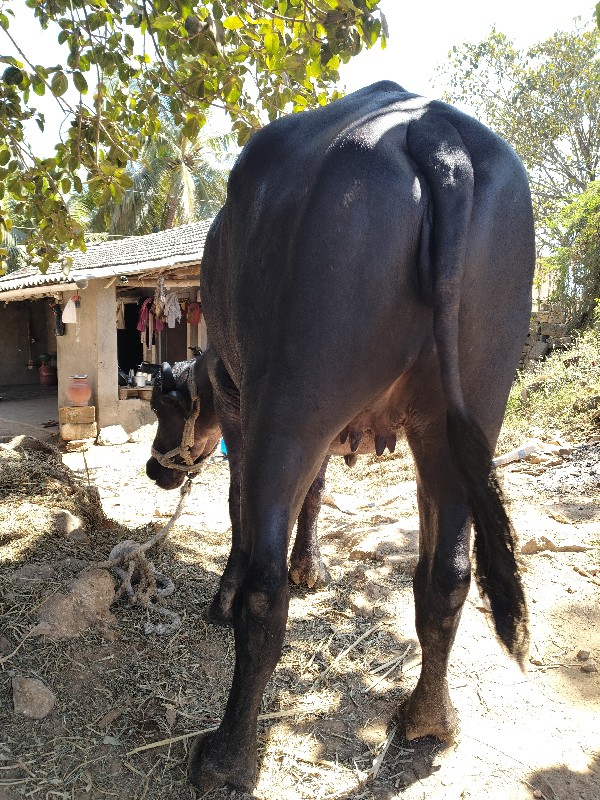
[146,358,221,490]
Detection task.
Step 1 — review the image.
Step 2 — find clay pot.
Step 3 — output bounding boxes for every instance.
[66,375,92,407]
[39,364,57,386]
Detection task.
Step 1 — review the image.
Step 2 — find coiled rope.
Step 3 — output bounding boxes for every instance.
[96,476,194,635]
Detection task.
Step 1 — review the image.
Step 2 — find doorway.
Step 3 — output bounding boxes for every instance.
[117,302,143,372]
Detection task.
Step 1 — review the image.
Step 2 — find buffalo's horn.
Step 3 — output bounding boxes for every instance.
[161,362,176,392]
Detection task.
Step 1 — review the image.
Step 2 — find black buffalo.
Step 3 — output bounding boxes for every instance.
[179,82,536,792]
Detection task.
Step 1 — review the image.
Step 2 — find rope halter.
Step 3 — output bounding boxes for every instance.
[150,365,205,474]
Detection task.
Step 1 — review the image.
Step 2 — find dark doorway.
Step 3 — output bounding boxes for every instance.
[117,302,143,372]
[164,318,188,363]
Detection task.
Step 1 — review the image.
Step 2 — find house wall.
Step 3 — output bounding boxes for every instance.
[0,299,56,386]
[56,281,156,433]
[56,281,119,428]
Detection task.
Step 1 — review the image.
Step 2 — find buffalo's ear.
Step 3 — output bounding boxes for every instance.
[152,389,187,413]
[162,362,176,392]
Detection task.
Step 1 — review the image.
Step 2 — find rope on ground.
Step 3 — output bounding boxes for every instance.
[95,476,194,635]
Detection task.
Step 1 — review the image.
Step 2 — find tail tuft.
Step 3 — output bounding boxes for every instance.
[447,410,529,666]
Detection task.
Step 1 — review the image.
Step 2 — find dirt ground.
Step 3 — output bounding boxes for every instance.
[0,428,599,800]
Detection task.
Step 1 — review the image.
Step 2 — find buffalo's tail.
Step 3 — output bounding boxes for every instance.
[447,411,529,665]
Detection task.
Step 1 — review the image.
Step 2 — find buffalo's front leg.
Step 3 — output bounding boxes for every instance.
[289,455,331,589]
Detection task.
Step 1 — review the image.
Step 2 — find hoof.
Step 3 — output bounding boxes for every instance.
[398,692,459,745]
[188,730,257,793]
[289,559,331,590]
[203,596,233,627]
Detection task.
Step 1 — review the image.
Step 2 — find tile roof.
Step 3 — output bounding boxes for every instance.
[0,220,212,296]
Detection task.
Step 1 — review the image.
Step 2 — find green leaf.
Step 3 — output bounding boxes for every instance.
[2,65,24,85]
[222,16,244,30]
[32,77,46,96]
[264,30,280,54]
[182,115,200,140]
[73,71,88,94]
[50,71,68,97]
[152,15,176,31]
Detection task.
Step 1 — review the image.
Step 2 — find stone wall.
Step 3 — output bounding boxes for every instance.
[521,304,571,369]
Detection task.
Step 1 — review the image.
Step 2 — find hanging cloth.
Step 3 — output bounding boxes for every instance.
[153,276,167,318]
[116,300,126,330]
[137,298,152,332]
[164,292,182,328]
[187,301,202,326]
[62,297,78,324]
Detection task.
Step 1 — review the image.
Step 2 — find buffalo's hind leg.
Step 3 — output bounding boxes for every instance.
[400,413,472,743]
[289,455,331,589]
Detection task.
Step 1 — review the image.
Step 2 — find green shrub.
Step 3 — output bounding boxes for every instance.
[498,326,600,452]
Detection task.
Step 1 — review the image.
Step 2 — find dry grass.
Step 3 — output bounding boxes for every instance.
[0,438,428,800]
[0,413,598,799]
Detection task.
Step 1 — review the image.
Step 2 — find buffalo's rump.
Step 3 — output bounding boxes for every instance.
[201,81,534,455]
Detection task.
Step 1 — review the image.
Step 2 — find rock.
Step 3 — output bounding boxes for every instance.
[576,650,590,662]
[64,439,92,453]
[96,425,129,446]
[12,677,56,719]
[0,633,14,656]
[31,568,116,639]
[53,509,85,538]
[60,421,98,441]
[581,660,598,673]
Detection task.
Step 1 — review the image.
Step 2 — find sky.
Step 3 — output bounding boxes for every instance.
[340,0,596,96]
[2,0,597,154]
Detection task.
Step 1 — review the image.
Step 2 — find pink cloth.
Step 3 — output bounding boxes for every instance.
[137,298,152,332]
[187,301,202,326]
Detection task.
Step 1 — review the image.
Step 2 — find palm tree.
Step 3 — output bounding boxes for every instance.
[70,117,237,235]
[0,198,28,274]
